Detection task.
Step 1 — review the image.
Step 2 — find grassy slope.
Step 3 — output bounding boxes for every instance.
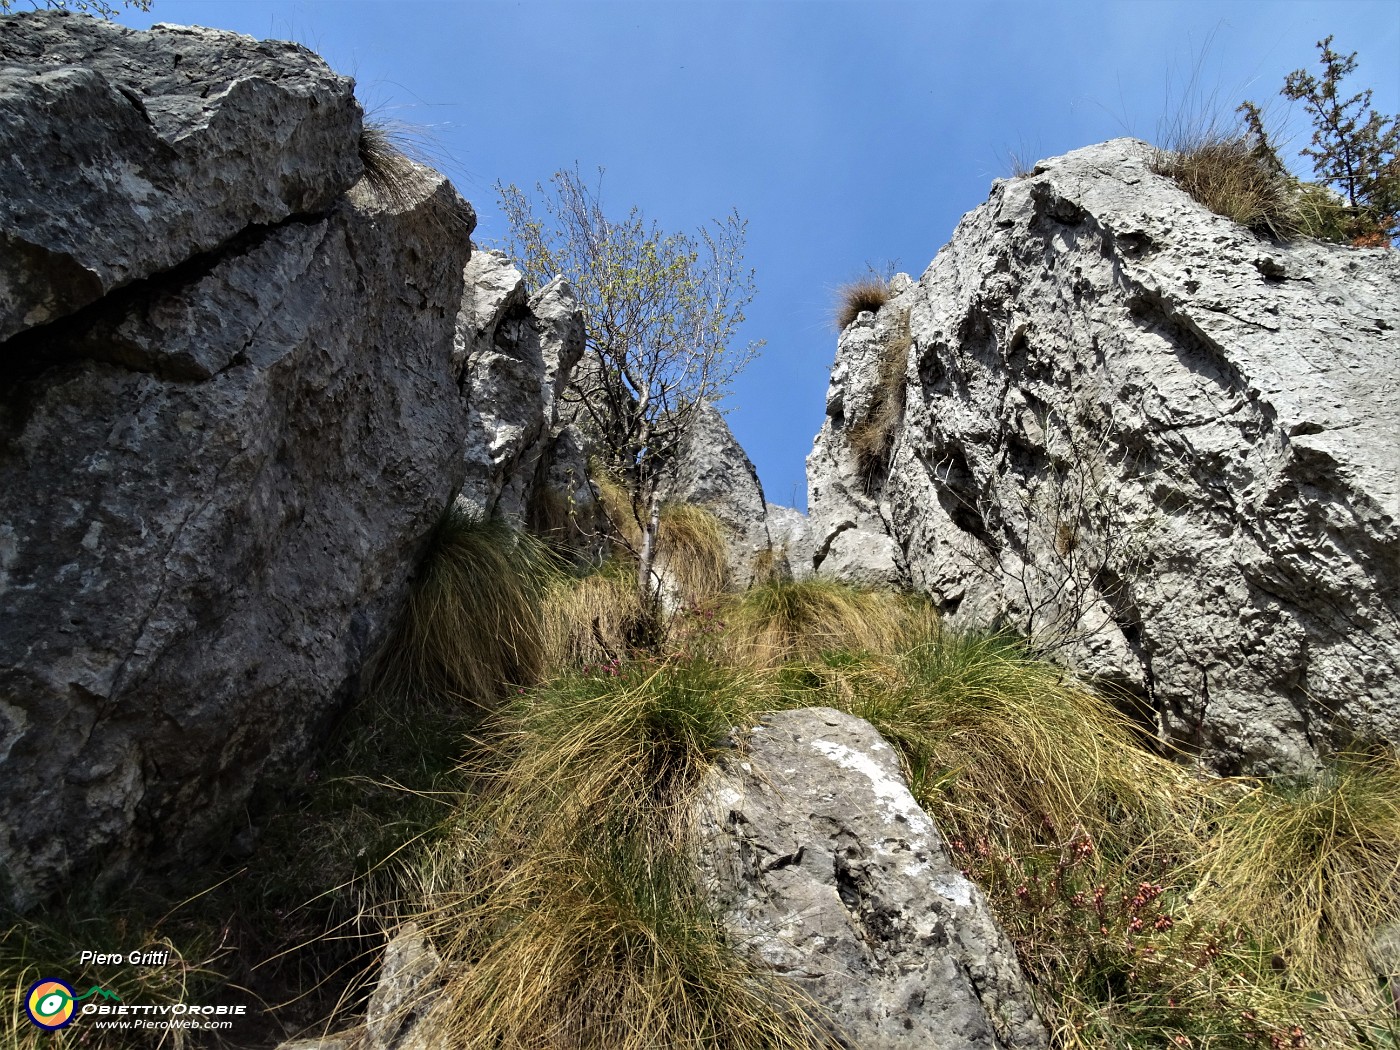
[5,518,1397,1050]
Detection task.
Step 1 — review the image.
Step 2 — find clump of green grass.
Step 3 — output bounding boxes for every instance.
[771,624,1400,1046]
[788,628,1196,856]
[833,275,890,331]
[1152,134,1304,240]
[371,506,557,709]
[405,660,836,1049]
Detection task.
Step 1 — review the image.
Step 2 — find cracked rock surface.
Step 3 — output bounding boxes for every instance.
[0,15,474,907]
[454,249,586,524]
[694,707,1048,1049]
[808,138,1400,773]
[0,11,362,342]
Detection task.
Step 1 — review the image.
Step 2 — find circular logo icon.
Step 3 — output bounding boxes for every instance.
[25,978,77,1030]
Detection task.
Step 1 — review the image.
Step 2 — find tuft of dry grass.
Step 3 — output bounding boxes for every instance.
[655,502,731,606]
[1187,750,1400,989]
[406,661,838,1049]
[356,120,436,212]
[1152,134,1304,240]
[833,275,891,331]
[717,578,933,670]
[541,561,648,669]
[370,506,557,711]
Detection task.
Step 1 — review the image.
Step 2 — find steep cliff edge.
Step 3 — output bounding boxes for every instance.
[809,138,1400,774]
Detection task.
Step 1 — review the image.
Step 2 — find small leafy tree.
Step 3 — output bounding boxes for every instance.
[497,167,762,603]
[1242,36,1399,245]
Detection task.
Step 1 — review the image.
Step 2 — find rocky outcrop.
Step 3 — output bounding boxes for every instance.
[695,707,1048,1049]
[807,273,916,589]
[455,249,587,525]
[0,14,475,907]
[809,138,1400,773]
[0,12,362,342]
[764,502,816,580]
[275,924,444,1050]
[666,401,773,586]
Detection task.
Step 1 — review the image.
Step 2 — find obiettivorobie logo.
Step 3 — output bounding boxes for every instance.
[24,979,121,1030]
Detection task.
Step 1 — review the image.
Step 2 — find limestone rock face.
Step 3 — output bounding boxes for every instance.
[695,707,1048,1050]
[763,502,816,580]
[0,19,474,907]
[808,138,1400,773]
[455,250,585,524]
[807,276,916,590]
[0,11,362,342]
[666,401,773,586]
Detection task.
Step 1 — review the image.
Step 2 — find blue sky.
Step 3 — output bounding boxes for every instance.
[117,1,1400,511]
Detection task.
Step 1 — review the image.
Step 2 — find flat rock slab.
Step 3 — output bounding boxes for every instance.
[695,707,1047,1049]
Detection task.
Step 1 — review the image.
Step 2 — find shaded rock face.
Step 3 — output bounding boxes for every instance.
[666,401,773,586]
[695,707,1048,1050]
[0,12,362,342]
[275,924,447,1050]
[0,15,474,907]
[809,138,1400,773]
[455,250,586,524]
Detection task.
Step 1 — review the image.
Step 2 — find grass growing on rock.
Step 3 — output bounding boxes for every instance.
[357,558,1400,1047]
[1152,134,1305,240]
[406,660,839,1050]
[833,274,891,330]
[20,502,1395,1049]
[847,308,912,494]
[371,506,557,709]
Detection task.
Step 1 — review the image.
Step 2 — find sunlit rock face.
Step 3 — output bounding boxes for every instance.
[695,707,1049,1049]
[809,138,1400,774]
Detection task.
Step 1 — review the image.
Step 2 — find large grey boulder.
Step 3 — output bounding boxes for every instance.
[455,250,586,524]
[808,138,1400,774]
[0,12,362,342]
[0,23,474,906]
[695,707,1048,1050]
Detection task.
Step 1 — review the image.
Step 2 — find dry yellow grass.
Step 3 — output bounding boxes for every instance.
[370,507,556,709]
[1152,135,1304,239]
[655,502,731,605]
[717,578,934,670]
[833,275,890,330]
